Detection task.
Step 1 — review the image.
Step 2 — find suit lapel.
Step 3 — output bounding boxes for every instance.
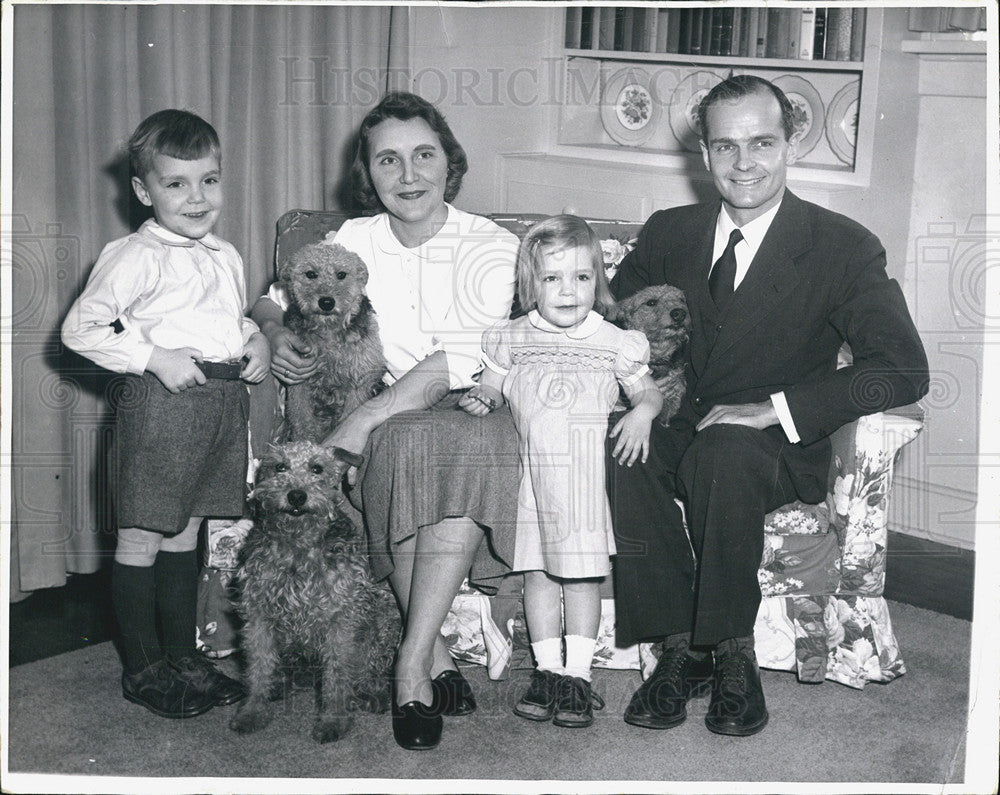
[707,191,812,363]
[676,205,720,374]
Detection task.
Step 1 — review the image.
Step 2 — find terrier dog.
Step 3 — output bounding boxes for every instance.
[609,284,690,425]
[281,243,386,443]
[229,441,401,743]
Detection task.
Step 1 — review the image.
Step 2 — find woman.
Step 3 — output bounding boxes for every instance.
[252,92,520,750]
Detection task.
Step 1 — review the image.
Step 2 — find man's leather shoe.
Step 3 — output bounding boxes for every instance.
[171,655,248,706]
[431,669,476,716]
[122,658,215,719]
[705,650,769,736]
[624,647,714,729]
[392,700,443,750]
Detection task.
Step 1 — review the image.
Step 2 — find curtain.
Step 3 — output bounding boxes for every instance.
[9,4,407,599]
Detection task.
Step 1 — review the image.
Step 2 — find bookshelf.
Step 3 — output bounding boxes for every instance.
[547,6,884,186]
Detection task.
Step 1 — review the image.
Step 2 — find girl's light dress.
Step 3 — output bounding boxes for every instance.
[483,310,650,579]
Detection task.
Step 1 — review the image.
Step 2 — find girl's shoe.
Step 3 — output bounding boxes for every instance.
[121,658,215,719]
[431,668,477,716]
[552,675,604,728]
[513,669,563,721]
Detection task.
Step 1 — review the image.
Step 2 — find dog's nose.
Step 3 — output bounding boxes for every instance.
[318,297,336,313]
[287,489,307,509]
[670,308,687,324]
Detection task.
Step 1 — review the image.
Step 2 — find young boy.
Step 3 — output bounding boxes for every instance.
[62,109,270,719]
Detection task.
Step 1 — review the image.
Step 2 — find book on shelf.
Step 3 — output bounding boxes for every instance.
[665,9,681,53]
[643,8,659,53]
[786,9,801,59]
[709,7,724,55]
[849,8,866,61]
[703,8,716,56]
[565,6,581,49]
[613,7,629,51]
[732,8,745,57]
[799,8,816,59]
[812,8,826,60]
[689,9,704,55]
[755,9,768,57]
[579,7,595,50]
[598,7,616,50]
[824,7,853,61]
[765,8,790,58]
[678,9,692,54]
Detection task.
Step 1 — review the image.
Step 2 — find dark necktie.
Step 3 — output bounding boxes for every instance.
[709,228,743,307]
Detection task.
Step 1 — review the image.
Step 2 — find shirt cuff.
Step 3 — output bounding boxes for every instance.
[241,317,261,345]
[770,391,801,444]
[128,342,155,376]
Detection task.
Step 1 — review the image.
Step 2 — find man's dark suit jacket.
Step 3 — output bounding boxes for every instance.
[612,190,929,452]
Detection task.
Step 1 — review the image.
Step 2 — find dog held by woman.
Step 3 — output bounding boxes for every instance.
[229,441,401,743]
[281,242,386,443]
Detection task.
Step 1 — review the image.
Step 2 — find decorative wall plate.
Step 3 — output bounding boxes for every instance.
[773,75,825,157]
[668,71,722,152]
[600,67,660,147]
[826,81,860,166]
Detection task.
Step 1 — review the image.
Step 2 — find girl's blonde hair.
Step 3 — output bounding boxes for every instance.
[516,215,615,315]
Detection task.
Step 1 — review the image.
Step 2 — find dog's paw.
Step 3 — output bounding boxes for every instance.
[311,715,352,744]
[229,701,273,735]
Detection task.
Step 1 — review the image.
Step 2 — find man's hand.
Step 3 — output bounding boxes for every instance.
[145,346,206,393]
[240,333,271,383]
[262,322,319,385]
[696,400,778,432]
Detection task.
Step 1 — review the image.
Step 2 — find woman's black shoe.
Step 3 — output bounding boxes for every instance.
[392,700,443,750]
[431,669,477,716]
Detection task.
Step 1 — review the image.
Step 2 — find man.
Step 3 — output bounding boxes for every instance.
[608,75,928,736]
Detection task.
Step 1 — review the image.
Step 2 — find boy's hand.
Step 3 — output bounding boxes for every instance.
[240,333,271,383]
[146,346,206,393]
[609,408,654,467]
[263,323,319,385]
[459,384,503,417]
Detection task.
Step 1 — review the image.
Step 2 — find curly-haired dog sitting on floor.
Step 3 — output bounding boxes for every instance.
[609,283,690,425]
[281,242,386,442]
[229,441,401,743]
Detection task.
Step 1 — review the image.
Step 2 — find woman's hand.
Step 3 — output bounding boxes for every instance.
[240,333,271,383]
[264,324,319,385]
[458,384,503,417]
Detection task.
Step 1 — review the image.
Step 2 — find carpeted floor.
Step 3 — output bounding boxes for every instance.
[5,601,973,790]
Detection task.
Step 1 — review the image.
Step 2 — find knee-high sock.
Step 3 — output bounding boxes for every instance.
[112,561,162,674]
[153,549,199,661]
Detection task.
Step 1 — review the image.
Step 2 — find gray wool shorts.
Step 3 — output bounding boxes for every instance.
[114,372,249,535]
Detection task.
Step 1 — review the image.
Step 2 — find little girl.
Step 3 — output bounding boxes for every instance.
[460,214,662,728]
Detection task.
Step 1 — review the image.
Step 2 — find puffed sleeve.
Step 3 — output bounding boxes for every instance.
[481,321,513,376]
[614,329,651,388]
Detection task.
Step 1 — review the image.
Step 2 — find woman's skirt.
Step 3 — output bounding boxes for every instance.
[358,393,520,594]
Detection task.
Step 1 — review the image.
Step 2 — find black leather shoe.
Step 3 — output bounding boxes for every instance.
[122,658,215,719]
[392,700,443,750]
[624,648,714,729]
[705,650,769,736]
[171,655,248,706]
[553,675,605,729]
[513,669,563,721]
[431,669,476,716]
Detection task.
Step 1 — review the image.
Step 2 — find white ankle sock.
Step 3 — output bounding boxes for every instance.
[563,635,596,682]
[530,637,564,673]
